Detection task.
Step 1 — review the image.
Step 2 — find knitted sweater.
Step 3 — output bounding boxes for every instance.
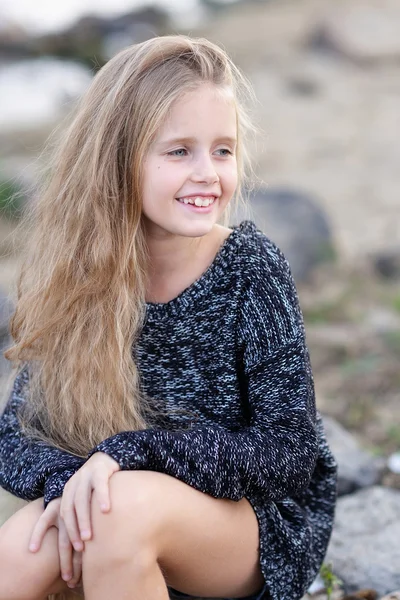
[0,220,337,600]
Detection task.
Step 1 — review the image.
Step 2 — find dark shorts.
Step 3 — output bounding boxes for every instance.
[168,581,270,600]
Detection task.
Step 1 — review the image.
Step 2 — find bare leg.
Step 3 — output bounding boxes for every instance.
[83,550,169,600]
[0,471,264,600]
[82,470,264,600]
[0,498,78,600]
[82,483,169,600]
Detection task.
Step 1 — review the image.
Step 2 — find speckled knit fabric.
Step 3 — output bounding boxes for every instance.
[0,220,337,600]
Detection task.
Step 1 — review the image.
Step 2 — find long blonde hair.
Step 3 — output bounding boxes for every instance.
[4,35,256,457]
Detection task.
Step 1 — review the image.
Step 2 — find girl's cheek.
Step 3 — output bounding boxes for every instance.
[223,165,238,190]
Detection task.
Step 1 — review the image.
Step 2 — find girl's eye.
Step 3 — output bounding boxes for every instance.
[167,148,187,157]
[215,148,233,156]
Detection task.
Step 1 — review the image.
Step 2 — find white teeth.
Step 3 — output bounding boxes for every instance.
[178,196,215,207]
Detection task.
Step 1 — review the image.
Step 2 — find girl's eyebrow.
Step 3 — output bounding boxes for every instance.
[156,136,237,148]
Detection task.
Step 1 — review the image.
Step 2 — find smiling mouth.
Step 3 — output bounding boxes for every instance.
[176,196,217,207]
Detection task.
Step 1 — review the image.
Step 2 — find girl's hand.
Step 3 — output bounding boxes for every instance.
[29,497,83,588]
[28,453,119,585]
[59,452,120,549]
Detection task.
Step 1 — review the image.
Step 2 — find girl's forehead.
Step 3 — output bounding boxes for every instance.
[155,84,237,140]
[170,83,235,110]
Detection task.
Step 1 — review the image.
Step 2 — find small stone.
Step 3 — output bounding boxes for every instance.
[323,416,385,495]
[307,574,326,595]
[387,453,400,474]
[342,590,378,600]
[372,251,400,280]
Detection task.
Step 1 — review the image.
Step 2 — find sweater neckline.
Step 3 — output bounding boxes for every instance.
[144,219,256,320]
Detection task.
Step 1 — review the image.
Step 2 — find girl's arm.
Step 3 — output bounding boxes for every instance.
[0,366,85,506]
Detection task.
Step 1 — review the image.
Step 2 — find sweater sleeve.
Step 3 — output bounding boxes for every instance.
[87,335,317,504]
[85,235,318,505]
[0,365,85,506]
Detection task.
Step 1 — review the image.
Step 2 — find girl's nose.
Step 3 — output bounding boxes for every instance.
[190,154,219,184]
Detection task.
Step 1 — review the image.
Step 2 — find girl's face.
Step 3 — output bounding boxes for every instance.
[141,83,238,239]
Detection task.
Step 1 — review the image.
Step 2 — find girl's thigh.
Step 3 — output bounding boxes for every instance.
[100,471,266,599]
[0,497,75,598]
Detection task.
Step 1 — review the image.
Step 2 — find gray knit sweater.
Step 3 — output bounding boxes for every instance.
[0,220,337,600]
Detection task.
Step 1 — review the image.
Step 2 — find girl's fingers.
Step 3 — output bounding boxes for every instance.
[74,475,94,542]
[29,504,57,552]
[58,460,117,553]
[58,519,74,583]
[93,471,112,513]
[68,549,83,589]
[60,487,84,552]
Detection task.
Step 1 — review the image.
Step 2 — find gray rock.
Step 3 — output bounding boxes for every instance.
[310,5,400,63]
[326,486,400,595]
[388,453,400,475]
[372,249,400,280]
[231,186,335,282]
[323,416,385,495]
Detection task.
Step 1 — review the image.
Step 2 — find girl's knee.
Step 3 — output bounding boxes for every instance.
[85,471,167,572]
[92,470,164,532]
[108,470,165,508]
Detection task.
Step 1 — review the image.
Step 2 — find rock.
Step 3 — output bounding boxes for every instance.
[284,75,320,98]
[326,486,400,595]
[0,6,170,65]
[231,186,335,282]
[36,7,169,66]
[372,250,400,280]
[310,5,400,63]
[302,588,342,600]
[388,453,400,475]
[307,574,326,595]
[322,416,385,495]
[342,590,378,600]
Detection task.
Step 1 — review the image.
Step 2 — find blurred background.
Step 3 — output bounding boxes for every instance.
[0,0,400,593]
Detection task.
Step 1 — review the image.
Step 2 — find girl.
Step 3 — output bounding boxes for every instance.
[0,35,337,600]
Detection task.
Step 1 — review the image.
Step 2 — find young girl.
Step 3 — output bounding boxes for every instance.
[0,35,337,600]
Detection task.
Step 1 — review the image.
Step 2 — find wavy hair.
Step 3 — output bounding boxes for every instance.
[4,35,256,457]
